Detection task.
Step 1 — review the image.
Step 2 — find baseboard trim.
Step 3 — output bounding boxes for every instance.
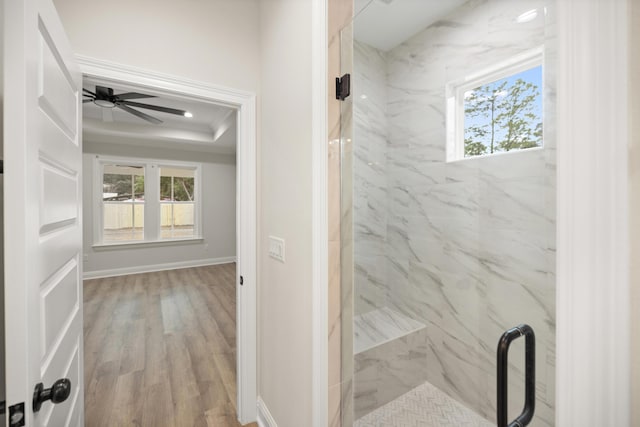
[257,397,278,427]
[83,256,236,279]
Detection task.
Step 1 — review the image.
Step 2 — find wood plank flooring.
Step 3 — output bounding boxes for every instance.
[84,264,256,427]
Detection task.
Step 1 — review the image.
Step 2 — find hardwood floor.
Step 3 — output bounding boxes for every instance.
[84,264,256,427]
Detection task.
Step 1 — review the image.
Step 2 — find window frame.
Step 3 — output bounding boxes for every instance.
[93,155,202,247]
[445,47,544,162]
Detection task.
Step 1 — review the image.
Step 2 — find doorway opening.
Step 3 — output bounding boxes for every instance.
[78,58,257,425]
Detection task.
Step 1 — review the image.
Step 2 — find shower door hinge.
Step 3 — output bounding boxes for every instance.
[336,74,351,101]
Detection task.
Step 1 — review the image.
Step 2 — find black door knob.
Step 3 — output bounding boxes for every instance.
[32,379,71,412]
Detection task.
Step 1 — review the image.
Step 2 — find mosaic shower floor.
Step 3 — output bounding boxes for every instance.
[354,381,493,427]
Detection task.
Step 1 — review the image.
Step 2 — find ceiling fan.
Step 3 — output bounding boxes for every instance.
[82,86,192,125]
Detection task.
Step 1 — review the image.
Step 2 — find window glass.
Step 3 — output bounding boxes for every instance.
[102,164,145,242]
[159,167,196,239]
[463,65,542,158]
[173,176,195,201]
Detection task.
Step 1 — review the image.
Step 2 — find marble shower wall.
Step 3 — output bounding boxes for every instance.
[328,1,353,426]
[351,0,556,423]
[353,41,389,317]
[340,22,356,427]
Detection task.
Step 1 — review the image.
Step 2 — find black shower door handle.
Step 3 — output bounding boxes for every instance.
[497,324,535,427]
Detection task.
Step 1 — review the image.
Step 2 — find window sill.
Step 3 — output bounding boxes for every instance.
[446,145,544,163]
[92,237,204,251]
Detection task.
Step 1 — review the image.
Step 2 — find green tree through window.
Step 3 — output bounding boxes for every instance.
[464,66,542,157]
[160,175,194,201]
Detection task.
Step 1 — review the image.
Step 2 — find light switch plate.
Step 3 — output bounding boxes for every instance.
[268,236,285,262]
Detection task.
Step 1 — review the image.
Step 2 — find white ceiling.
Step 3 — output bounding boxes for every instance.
[83,77,237,154]
[354,0,467,51]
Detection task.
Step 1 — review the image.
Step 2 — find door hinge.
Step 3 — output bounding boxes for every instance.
[8,402,25,427]
[336,74,351,101]
[240,275,244,285]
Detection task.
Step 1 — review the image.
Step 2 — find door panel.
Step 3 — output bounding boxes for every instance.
[40,159,79,233]
[4,0,83,425]
[40,260,79,360]
[38,25,78,140]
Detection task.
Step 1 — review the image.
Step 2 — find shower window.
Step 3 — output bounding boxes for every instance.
[446,48,544,161]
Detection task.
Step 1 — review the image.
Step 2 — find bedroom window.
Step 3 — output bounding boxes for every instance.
[102,164,145,242]
[160,167,196,239]
[446,48,543,161]
[95,156,201,246]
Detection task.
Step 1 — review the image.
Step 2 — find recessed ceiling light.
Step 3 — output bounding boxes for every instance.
[184,111,193,118]
[516,9,538,23]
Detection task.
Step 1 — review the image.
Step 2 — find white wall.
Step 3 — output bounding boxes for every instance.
[53,0,260,93]
[0,4,5,422]
[258,0,313,426]
[630,1,640,424]
[51,0,253,274]
[54,1,318,424]
[83,141,236,276]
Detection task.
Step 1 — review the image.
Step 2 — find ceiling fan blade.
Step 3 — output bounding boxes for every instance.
[83,99,94,103]
[117,104,162,125]
[120,100,187,116]
[83,88,97,97]
[115,92,156,100]
[96,85,113,98]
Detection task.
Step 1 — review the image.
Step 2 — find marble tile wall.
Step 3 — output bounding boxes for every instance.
[352,41,389,317]
[354,327,429,420]
[328,1,353,427]
[340,22,355,427]
[349,0,557,424]
[353,307,425,354]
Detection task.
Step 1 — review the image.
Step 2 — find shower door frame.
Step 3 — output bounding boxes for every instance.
[311,0,634,425]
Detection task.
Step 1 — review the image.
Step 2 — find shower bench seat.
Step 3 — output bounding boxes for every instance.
[353,306,426,354]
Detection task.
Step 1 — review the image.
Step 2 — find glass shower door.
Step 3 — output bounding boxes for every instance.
[340,1,557,425]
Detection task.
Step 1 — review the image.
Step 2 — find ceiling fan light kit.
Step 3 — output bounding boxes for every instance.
[93,99,116,108]
[82,85,192,124]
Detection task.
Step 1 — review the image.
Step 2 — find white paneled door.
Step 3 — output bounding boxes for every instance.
[4,0,83,425]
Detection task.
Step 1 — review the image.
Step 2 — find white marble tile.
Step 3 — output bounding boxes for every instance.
[348,0,557,422]
[353,40,390,318]
[354,254,387,315]
[329,381,343,427]
[355,380,493,427]
[342,377,354,427]
[340,24,356,427]
[354,327,429,420]
[353,306,425,354]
